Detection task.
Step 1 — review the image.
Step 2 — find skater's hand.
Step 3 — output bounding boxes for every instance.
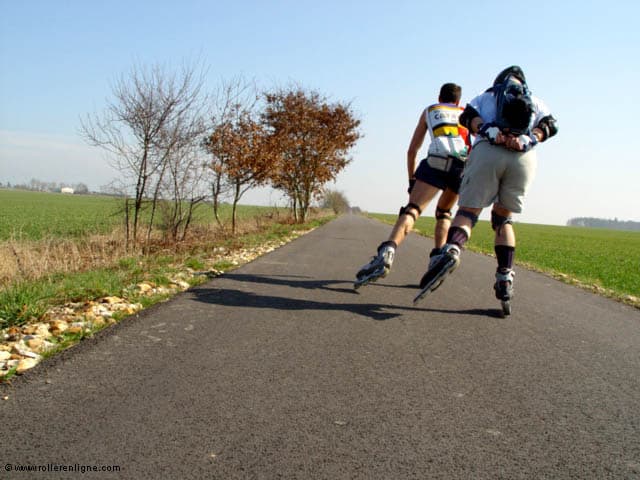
[504,133,537,152]
[408,178,416,194]
[478,123,506,145]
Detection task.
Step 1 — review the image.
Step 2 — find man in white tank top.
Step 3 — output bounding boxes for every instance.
[355,83,471,289]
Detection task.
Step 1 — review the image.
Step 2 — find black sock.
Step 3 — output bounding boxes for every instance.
[495,245,515,272]
[447,226,469,248]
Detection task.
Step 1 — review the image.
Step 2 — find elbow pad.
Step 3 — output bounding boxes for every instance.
[459,104,481,130]
[536,115,558,141]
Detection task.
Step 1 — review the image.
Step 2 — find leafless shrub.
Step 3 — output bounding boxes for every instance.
[80,61,210,248]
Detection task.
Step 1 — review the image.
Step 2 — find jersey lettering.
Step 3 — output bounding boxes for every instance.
[424,103,469,160]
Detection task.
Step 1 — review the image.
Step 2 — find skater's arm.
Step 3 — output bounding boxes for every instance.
[531,97,558,142]
[407,111,427,180]
[469,116,484,134]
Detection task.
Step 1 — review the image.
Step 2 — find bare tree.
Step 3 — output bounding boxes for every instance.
[158,143,210,242]
[80,61,208,248]
[321,189,350,214]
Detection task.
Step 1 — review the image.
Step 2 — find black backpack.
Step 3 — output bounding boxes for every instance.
[492,76,534,135]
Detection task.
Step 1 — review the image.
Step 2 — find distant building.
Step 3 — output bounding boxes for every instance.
[61,187,74,194]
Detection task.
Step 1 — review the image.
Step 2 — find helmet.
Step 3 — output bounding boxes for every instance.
[493,66,527,86]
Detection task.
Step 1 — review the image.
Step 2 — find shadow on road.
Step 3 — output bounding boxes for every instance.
[224,273,422,293]
[193,287,428,321]
[194,273,502,320]
[193,273,429,321]
[416,307,504,319]
[222,273,356,294]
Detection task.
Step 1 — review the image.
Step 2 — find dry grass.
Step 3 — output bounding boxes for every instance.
[0,230,129,286]
[0,210,325,287]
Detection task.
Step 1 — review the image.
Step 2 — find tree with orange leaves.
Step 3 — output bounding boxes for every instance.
[262,87,361,223]
[206,106,275,234]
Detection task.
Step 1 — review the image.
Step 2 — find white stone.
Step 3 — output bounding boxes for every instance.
[49,320,69,333]
[172,280,190,290]
[12,344,40,360]
[16,357,39,373]
[35,324,52,338]
[25,338,44,350]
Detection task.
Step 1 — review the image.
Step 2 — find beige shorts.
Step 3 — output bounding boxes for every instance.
[458,140,537,213]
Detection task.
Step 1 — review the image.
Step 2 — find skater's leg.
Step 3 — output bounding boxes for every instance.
[447,206,482,248]
[427,189,458,270]
[491,204,516,301]
[433,189,457,249]
[356,181,440,287]
[418,206,481,290]
[388,180,441,246]
[493,204,516,247]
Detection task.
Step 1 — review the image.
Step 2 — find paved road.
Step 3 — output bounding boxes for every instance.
[2,215,639,479]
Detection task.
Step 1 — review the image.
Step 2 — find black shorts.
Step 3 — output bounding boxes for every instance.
[414,156,465,194]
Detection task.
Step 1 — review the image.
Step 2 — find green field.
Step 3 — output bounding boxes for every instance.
[0,190,121,240]
[0,189,283,240]
[1,190,638,301]
[0,189,328,329]
[370,213,640,299]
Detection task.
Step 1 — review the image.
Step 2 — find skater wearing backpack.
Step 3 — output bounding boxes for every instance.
[355,83,472,289]
[414,66,558,314]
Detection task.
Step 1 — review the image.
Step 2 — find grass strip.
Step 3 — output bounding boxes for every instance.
[369,213,640,306]
[0,216,332,330]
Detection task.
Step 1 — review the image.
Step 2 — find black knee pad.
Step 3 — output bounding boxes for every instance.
[399,202,422,222]
[491,210,513,232]
[435,207,452,221]
[457,209,479,227]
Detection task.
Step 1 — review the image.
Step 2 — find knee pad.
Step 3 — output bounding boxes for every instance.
[457,209,479,227]
[491,210,513,232]
[399,202,422,222]
[435,207,452,221]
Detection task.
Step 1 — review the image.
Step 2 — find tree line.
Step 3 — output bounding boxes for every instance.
[567,217,640,231]
[80,63,361,248]
[3,180,89,194]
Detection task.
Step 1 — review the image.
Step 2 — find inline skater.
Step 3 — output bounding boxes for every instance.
[355,83,471,288]
[414,66,558,315]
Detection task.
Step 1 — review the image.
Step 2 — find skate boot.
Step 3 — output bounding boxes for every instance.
[413,244,461,304]
[354,243,395,289]
[494,268,515,316]
[428,247,444,271]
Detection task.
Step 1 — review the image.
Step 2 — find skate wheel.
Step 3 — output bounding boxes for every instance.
[413,258,457,305]
[413,278,441,305]
[354,276,370,290]
[501,300,511,316]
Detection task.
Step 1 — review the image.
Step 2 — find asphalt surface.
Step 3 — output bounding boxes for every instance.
[1,215,639,479]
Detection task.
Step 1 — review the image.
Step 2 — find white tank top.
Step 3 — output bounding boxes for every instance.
[424,103,469,160]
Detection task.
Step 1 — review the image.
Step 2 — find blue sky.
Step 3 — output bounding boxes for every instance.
[1,0,639,225]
